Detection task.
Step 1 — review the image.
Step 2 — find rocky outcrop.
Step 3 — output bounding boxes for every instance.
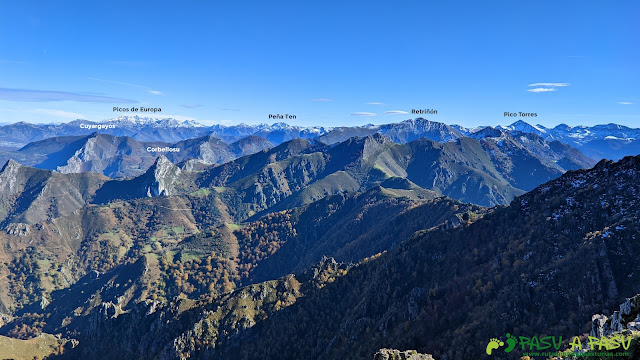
[146,156,182,197]
[99,301,124,319]
[180,158,210,171]
[5,223,30,236]
[374,348,435,360]
[591,294,640,338]
[170,275,303,359]
[0,313,12,328]
[247,153,326,209]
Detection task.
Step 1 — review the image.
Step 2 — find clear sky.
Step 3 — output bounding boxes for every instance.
[0,1,638,128]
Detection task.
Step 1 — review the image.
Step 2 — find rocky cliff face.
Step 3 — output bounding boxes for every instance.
[56,134,108,174]
[548,294,640,359]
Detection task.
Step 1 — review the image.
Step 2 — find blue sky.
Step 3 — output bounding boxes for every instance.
[0,1,638,128]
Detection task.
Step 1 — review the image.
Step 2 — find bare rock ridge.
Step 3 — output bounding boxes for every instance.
[91,155,194,204]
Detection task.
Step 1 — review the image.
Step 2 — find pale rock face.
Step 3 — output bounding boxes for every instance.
[0,159,23,193]
[196,140,234,164]
[146,155,181,197]
[40,295,50,309]
[628,315,640,331]
[199,142,217,163]
[610,311,625,333]
[57,136,99,174]
[181,158,210,171]
[590,314,608,338]
[620,296,635,315]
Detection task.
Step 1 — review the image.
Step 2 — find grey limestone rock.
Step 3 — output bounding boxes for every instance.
[374,348,435,360]
[590,294,640,337]
[146,155,181,197]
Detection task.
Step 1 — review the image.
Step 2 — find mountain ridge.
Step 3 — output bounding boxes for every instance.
[0,132,274,178]
[2,116,638,164]
[6,154,637,359]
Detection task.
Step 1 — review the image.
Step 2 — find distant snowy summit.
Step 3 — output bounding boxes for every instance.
[105,115,206,128]
[496,119,548,136]
[376,117,463,143]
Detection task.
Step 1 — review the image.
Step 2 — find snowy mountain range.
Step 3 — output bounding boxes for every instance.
[492,120,640,160]
[1,116,639,160]
[0,116,332,146]
[105,115,206,128]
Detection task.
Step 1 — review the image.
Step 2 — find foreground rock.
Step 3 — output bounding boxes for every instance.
[591,294,640,338]
[374,348,435,360]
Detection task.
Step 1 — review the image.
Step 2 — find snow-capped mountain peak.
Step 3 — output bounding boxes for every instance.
[501,120,548,135]
[269,122,293,130]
